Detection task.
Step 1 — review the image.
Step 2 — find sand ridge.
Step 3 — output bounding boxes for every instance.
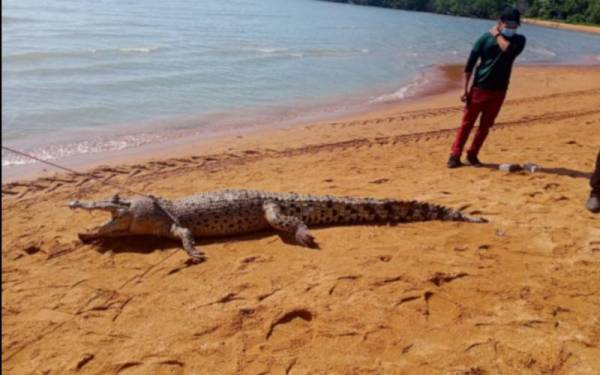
[2,66,600,374]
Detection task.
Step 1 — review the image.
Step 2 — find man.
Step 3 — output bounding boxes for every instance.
[447,6,526,168]
[587,150,600,213]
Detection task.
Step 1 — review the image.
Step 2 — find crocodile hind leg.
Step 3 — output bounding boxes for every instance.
[170,224,206,263]
[263,202,318,248]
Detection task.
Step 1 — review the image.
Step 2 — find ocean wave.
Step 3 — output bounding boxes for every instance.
[3,46,162,63]
[239,47,370,62]
[528,46,557,57]
[211,46,370,61]
[256,48,289,54]
[2,16,36,25]
[2,133,166,167]
[2,50,87,63]
[6,61,149,77]
[333,26,362,30]
[301,47,370,57]
[117,46,161,53]
[369,79,425,103]
[89,46,161,54]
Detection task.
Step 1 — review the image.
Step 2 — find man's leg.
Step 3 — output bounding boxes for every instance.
[449,88,484,167]
[586,150,600,213]
[467,90,506,160]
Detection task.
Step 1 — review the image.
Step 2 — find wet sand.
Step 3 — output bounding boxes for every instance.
[2,65,600,374]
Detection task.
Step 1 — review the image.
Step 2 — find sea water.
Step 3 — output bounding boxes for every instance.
[2,0,599,174]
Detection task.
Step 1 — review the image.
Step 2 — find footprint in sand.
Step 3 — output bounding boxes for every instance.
[75,353,95,371]
[266,308,314,339]
[543,183,560,191]
[369,178,389,184]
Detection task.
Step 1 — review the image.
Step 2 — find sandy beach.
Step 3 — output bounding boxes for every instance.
[3,65,600,374]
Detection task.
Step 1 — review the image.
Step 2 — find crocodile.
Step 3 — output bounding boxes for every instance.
[69,189,487,263]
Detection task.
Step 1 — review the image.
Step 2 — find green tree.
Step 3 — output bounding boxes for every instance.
[319,0,600,25]
[586,0,600,23]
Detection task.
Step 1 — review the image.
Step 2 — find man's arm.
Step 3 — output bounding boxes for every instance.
[489,24,511,52]
[462,39,482,103]
[490,22,527,57]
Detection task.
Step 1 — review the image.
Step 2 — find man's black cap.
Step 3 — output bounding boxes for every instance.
[500,6,521,26]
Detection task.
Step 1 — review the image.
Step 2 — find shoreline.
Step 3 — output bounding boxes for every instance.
[522,17,600,34]
[3,63,598,187]
[1,64,464,184]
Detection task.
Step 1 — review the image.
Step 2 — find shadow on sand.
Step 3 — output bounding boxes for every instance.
[87,230,320,258]
[79,219,427,259]
[479,163,591,179]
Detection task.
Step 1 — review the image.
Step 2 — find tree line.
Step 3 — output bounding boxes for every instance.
[321,1,600,25]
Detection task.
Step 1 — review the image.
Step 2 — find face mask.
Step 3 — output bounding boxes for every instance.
[501,28,516,38]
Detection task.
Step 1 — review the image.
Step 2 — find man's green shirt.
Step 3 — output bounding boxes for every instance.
[465,32,526,92]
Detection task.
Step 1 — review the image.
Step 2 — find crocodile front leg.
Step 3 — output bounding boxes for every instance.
[263,202,318,248]
[170,224,206,263]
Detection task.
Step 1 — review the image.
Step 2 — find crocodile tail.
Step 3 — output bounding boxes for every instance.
[287,196,486,225]
[404,201,488,223]
[379,200,487,223]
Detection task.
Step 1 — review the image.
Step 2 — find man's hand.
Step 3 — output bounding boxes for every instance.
[490,22,511,52]
[461,91,470,104]
[489,23,501,38]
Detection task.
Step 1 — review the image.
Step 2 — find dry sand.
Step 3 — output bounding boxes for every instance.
[2,65,600,374]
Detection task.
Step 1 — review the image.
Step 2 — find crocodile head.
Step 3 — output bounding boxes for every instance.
[69,195,173,239]
[68,194,132,218]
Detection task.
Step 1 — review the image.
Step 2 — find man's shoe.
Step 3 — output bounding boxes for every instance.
[467,153,483,167]
[586,195,600,213]
[447,155,462,169]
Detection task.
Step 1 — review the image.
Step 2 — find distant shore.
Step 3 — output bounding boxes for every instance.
[522,17,600,34]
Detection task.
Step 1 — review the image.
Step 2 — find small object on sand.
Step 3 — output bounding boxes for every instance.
[522,163,541,173]
[498,163,523,172]
[587,195,600,213]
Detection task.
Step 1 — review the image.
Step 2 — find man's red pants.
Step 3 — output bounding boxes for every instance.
[450,86,506,157]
